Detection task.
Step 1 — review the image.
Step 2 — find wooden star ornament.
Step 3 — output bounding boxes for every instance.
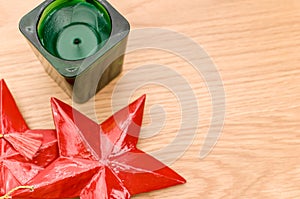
[0,80,58,196]
[14,95,186,198]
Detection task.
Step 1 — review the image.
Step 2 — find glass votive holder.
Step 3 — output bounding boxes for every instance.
[19,0,130,103]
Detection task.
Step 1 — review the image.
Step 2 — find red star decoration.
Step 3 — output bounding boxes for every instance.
[0,80,58,196]
[15,95,185,199]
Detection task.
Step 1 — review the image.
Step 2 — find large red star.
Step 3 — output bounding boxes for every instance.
[15,95,185,198]
[0,80,58,196]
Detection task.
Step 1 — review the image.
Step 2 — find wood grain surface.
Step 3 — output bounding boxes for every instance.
[1,0,300,198]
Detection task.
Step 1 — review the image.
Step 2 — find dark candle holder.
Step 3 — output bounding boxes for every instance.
[19,0,130,103]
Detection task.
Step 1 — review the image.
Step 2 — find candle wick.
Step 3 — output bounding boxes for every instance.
[73,38,82,45]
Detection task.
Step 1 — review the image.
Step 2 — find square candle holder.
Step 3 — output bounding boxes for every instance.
[19,0,130,103]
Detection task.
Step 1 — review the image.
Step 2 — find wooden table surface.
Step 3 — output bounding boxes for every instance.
[1,0,300,198]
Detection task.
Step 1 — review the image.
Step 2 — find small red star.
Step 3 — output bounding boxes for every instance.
[15,95,185,198]
[0,80,58,195]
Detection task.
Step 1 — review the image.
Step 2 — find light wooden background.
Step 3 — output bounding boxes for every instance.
[1,0,300,198]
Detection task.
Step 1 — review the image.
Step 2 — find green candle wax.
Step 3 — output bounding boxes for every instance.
[56,23,100,60]
[37,0,112,61]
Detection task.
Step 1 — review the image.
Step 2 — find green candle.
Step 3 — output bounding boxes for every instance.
[37,0,112,60]
[20,0,130,103]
